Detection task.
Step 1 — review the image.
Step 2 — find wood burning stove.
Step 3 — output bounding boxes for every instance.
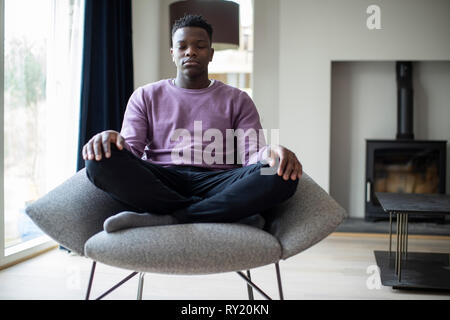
[365,62,447,222]
[365,139,446,221]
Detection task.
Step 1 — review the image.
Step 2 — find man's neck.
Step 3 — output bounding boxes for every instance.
[174,74,211,89]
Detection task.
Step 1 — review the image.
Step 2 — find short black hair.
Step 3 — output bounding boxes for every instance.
[171,14,213,46]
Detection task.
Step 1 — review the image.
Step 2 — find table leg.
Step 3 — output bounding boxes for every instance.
[405,213,409,260]
[389,211,392,256]
[398,213,403,282]
[402,213,408,259]
[397,213,410,282]
[395,212,399,276]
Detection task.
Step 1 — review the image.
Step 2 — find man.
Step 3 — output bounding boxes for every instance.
[83,15,302,233]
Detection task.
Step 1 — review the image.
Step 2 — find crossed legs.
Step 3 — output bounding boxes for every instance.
[85,145,298,231]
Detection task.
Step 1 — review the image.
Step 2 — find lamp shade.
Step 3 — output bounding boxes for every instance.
[169,0,240,50]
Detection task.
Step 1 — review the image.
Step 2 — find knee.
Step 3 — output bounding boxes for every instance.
[85,144,124,186]
[264,173,299,201]
[285,177,299,198]
[85,158,106,188]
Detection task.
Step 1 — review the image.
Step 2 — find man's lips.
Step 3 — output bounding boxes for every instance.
[183,60,200,66]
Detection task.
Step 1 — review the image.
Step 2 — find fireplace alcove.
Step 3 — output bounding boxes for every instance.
[330,61,450,235]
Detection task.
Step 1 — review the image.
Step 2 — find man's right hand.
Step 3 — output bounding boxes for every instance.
[82,130,126,161]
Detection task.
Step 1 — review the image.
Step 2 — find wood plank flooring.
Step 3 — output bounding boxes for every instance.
[0,233,449,300]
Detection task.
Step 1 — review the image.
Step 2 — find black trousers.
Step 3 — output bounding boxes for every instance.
[85,145,298,223]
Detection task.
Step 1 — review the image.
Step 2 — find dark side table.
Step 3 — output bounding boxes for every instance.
[374,192,450,291]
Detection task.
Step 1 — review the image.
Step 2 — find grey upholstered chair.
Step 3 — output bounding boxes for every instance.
[26,168,346,300]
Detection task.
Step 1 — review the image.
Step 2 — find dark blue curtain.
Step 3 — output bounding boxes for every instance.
[77,0,134,170]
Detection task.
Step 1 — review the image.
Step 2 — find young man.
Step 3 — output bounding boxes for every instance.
[83,15,302,233]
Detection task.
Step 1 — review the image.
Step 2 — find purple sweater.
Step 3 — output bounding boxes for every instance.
[120,79,267,170]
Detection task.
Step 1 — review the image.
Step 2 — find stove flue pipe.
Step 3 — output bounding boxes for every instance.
[396,61,414,140]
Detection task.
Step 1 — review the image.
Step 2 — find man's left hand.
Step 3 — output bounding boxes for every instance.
[267,145,303,181]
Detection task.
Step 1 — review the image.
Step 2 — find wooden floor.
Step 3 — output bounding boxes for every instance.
[0,233,449,300]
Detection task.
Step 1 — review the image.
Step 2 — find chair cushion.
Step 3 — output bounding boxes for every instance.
[84,223,281,275]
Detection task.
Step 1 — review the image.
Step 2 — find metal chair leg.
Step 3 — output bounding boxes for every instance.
[86,260,282,300]
[84,260,139,300]
[85,261,96,300]
[137,272,145,300]
[236,271,272,300]
[246,270,254,300]
[275,262,284,300]
[95,271,138,300]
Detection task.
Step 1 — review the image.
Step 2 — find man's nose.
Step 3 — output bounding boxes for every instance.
[185,46,197,56]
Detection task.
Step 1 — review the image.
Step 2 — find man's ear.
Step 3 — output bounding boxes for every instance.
[209,47,214,62]
[170,48,175,62]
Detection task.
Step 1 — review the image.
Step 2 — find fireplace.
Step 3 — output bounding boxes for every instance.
[365,139,446,221]
[364,62,447,222]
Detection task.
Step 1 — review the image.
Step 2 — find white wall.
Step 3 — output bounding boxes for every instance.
[253,0,279,131]
[278,0,450,191]
[132,0,161,88]
[330,61,450,218]
[158,0,177,80]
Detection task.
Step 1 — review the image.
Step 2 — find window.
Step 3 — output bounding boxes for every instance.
[209,0,253,96]
[1,0,84,266]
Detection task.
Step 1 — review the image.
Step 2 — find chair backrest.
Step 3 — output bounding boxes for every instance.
[266,173,347,260]
[25,169,128,255]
